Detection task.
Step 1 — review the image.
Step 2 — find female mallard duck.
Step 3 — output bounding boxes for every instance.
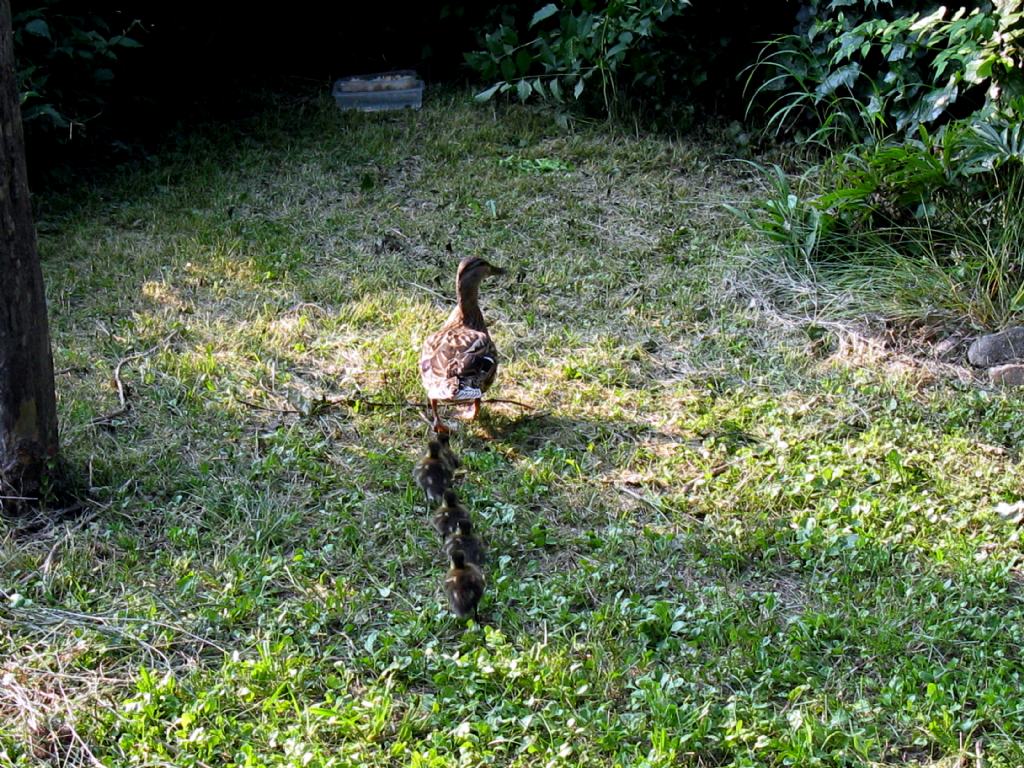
[420,256,505,433]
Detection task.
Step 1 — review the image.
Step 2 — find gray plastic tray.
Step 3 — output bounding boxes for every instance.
[333,71,424,112]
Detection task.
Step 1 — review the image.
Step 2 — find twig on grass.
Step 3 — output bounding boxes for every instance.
[237,392,532,419]
[680,461,732,493]
[56,680,106,768]
[327,396,423,411]
[404,280,453,304]
[234,397,302,415]
[615,485,714,528]
[485,398,534,410]
[615,459,741,525]
[90,331,179,427]
[236,393,425,418]
[616,485,673,524]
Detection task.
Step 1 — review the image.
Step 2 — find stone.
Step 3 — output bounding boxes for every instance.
[967,326,1024,367]
[988,363,1024,387]
[994,500,1024,524]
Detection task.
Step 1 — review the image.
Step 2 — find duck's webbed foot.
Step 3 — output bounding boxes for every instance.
[430,399,451,433]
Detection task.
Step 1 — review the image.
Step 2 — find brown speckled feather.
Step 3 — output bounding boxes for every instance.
[419,257,503,404]
[420,325,498,401]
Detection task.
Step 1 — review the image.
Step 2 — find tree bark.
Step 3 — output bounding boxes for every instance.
[0,0,59,507]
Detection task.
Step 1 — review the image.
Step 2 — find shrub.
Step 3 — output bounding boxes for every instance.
[466,1,693,114]
[13,2,141,143]
[747,1,1024,144]
[465,0,792,124]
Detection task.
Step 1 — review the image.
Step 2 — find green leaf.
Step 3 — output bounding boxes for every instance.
[573,78,584,99]
[517,79,531,102]
[21,102,68,127]
[530,4,559,28]
[965,54,995,83]
[606,41,629,62]
[500,57,516,81]
[474,82,504,102]
[110,35,142,48]
[832,32,865,62]
[24,18,51,39]
[515,48,532,75]
[815,63,861,99]
[887,42,907,61]
[910,6,947,32]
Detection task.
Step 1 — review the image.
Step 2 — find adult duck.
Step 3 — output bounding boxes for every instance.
[419,256,504,432]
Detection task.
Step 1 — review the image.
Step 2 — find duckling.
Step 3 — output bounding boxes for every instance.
[413,440,451,504]
[444,548,485,620]
[443,517,486,565]
[419,256,505,432]
[437,432,461,474]
[432,489,470,539]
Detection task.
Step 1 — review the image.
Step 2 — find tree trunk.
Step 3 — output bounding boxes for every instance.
[0,0,59,508]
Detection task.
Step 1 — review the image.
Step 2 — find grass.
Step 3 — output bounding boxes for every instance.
[1,88,1024,767]
[732,160,1024,339]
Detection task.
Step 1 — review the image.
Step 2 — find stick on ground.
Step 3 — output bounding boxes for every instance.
[89,331,179,427]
